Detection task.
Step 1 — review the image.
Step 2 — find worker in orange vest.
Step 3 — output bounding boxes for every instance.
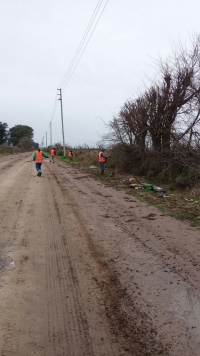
[50,148,56,163]
[68,150,73,163]
[99,148,109,175]
[32,148,49,177]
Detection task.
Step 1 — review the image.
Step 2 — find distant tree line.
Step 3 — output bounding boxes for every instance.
[104,34,200,187]
[0,123,38,151]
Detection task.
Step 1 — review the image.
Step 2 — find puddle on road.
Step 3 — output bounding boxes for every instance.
[169,285,200,336]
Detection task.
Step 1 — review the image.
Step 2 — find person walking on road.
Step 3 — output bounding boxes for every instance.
[68,150,73,163]
[33,148,49,177]
[50,148,56,163]
[99,148,109,175]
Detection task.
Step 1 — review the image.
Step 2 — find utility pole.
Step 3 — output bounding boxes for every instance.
[57,88,66,156]
[50,122,52,147]
[46,132,47,150]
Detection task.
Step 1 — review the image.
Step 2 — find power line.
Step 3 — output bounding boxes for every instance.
[51,95,58,123]
[62,0,109,92]
[58,0,105,89]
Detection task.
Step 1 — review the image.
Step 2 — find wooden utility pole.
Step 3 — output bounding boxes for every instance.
[57,88,66,157]
[46,132,47,150]
[50,122,52,147]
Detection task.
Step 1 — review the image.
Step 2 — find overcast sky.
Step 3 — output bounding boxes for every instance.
[0,0,200,147]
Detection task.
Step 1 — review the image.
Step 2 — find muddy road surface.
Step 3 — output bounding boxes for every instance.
[0,154,200,356]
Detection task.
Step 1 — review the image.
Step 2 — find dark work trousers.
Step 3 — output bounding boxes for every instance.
[100,162,105,174]
[36,163,42,172]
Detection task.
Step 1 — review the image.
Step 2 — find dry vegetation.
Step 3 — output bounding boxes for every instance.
[0,145,20,156]
[57,148,200,228]
[102,35,200,188]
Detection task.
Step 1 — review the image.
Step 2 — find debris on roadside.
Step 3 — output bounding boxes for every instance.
[118,174,168,195]
[154,186,166,193]
[142,183,166,193]
[108,171,115,177]
[127,178,167,195]
[130,183,143,189]
[143,183,155,190]
[129,176,141,183]
[90,165,98,169]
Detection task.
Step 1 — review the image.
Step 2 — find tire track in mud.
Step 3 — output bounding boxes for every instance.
[48,169,168,356]
[43,202,89,356]
[18,168,96,356]
[0,157,123,356]
[46,172,118,356]
[57,164,200,287]
[45,190,93,355]
[50,161,200,355]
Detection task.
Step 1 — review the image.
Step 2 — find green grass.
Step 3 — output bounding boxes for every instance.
[172,212,184,220]
[0,149,19,156]
[190,216,200,227]
[57,156,78,164]
[134,194,146,202]
[153,204,166,212]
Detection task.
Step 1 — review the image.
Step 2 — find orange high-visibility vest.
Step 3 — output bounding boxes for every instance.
[99,151,105,163]
[51,149,55,156]
[35,150,43,163]
[68,151,73,157]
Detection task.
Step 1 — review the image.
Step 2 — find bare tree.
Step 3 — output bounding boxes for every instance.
[103,34,200,184]
[17,137,34,151]
[147,35,200,150]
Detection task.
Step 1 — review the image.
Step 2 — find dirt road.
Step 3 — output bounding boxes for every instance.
[0,154,200,355]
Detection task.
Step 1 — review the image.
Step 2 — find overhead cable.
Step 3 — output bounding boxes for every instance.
[51,94,58,123]
[62,0,109,92]
[59,0,105,88]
